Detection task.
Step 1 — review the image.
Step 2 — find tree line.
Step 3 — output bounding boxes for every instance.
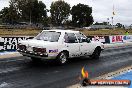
[0,0,93,28]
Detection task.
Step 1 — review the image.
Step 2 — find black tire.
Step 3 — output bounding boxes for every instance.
[31,57,42,62]
[90,47,101,59]
[56,52,68,65]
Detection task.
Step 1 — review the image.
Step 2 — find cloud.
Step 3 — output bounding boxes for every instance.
[0,0,9,9]
[92,0,132,25]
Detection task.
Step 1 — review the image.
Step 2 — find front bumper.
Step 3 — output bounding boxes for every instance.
[17,50,56,60]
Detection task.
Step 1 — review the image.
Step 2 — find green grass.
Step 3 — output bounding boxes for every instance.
[81,29,132,36]
[0,29,41,36]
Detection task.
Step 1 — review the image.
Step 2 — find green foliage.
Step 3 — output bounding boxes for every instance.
[0,7,10,23]
[0,0,47,24]
[15,0,47,23]
[63,20,72,27]
[71,3,93,27]
[0,0,95,27]
[0,0,19,24]
[8,0,20,23]
[116,23,123,28]
[50,0,70,26]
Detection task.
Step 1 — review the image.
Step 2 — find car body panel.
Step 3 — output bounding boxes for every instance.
[17,29,104,60]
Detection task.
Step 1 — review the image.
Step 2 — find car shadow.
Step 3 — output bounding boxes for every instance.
[26,56,100,68]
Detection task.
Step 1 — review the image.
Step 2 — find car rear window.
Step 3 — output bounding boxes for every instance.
[34,31,61,42]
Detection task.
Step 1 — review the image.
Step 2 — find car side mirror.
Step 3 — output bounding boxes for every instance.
[86,38,91,43]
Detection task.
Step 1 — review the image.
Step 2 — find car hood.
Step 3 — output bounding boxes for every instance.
[19,39,59,47]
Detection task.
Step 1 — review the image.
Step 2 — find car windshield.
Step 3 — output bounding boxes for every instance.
[34,31,61,42]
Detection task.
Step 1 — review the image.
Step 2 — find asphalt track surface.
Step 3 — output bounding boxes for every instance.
[0,46,132,88]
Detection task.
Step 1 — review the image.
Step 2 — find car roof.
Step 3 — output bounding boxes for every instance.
[42,29,79,33]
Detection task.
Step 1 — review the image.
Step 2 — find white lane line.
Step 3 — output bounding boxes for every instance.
[0,53,22,59]
[104,42,132,48]
[0,52,18,55]
[101,49,132,57]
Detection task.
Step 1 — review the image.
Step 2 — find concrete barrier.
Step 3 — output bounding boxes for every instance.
[0,36,33,51]
[104,42,132,48]
[0,35,132,51]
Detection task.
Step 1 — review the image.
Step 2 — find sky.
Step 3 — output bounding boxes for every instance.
[0,0,132,26]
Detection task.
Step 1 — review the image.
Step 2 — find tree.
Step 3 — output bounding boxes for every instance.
[37,1,47,22]
[15,0,47,23]
[0,0,19,24]
[116,23,123,28]
[8,0,20,24]
[0,7,10,23]
[0,0,47,24]
[71,3,93,27]
[63,20,72,28]
[50,0,70,26]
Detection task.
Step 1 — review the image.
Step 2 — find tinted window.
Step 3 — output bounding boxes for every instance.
[76,33,87,43]
[64,33,78,43]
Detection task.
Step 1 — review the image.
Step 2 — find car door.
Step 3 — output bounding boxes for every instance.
[64,33,81,57]
[75,32,93,56]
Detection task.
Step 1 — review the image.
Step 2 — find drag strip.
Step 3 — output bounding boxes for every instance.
[0,46,132,88]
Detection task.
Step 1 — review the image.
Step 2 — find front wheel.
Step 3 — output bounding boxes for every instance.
[90,48,101,59]
[56,52,68,65]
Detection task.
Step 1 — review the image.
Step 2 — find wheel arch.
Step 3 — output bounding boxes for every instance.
[58,50,69,58]
[96,46,102,51]
[90,46,102,59]
[92,46,102,54]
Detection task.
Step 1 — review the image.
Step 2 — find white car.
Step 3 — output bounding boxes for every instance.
[17,29,104,64]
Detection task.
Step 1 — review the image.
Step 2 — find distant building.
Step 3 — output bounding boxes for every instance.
[84,25,113,29]
[83,25,116,30]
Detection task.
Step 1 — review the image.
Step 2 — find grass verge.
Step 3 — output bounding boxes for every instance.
[0,29,132,37]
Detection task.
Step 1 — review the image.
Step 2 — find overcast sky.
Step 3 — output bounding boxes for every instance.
[0,0,131,26]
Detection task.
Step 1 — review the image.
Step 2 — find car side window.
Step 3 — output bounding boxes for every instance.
[76,33,87,43]
[64,33,78,43]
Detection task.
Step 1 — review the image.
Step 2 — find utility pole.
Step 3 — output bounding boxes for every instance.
[107,18,109,25]
[112,4,115,30]
[111,17,114,29]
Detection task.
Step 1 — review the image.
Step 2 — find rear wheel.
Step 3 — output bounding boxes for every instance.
[56,52,68,65]
[90,47,101,59]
